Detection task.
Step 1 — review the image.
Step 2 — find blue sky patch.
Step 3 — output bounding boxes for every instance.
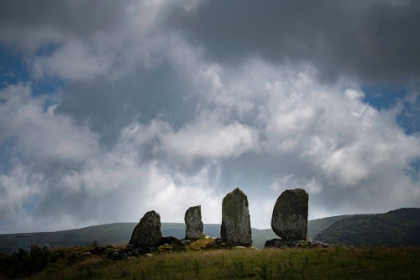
[361,84,408,110]
[0,45,29,87]
[0,136,19,174]
[362,84,420,134]
[1,44,65,102]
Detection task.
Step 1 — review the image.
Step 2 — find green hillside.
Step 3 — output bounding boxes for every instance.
[0,223,135,254]
[307,215,353,238]
[315,208,420,247]
[0,214,351,254]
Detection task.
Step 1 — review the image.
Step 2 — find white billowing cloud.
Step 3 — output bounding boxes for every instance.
[117,114,258,162]
[270,175,322,195]
[31,40,112,81]
[161,120,258,161]
[140,163,223,224]
[0,84,100,164]
[301,91,420,187]
[234,62,420,190]
[0,164,42,220]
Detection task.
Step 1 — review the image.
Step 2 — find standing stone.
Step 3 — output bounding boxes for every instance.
[221,188,252,245]
[271,188,309,241]
[129,210,162,249]
[185,205,204,239]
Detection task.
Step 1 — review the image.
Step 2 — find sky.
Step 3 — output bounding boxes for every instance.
[0,0,420,233]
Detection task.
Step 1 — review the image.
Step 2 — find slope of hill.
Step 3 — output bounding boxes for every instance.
[315,208,420,247]
[0,214,350,254]
[0,223,136,254]
[307,215,353,238]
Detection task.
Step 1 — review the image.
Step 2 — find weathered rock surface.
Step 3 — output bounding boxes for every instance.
[185,205,204,239]
[264,238,331,249]
[129,210,162,249]
[220,188,252,245]
[271,188,309,241]
[158,236,184,253]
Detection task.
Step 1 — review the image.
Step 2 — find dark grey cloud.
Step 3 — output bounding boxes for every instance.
[0,0,133,49]
[57,65,200,146]
[165,0,420,84]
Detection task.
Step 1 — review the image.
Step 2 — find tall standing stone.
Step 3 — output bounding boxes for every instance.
[185,205,204,239]
[129,210,162,248]
[221,188,252,245]
[271,188,309,241]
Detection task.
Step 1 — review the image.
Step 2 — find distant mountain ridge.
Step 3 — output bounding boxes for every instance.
[315,208,420,247]
[3,208,417,253]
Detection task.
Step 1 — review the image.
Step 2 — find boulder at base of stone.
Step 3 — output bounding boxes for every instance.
[220,188,252,245]
[129,210,162,249]
[271,188,309,241]
[185,205,204,239]
[264,238,296,248]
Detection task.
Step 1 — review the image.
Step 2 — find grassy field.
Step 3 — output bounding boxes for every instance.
[2,245,420,279]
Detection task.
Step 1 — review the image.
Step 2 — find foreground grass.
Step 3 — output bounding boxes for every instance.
[5,246,420,279]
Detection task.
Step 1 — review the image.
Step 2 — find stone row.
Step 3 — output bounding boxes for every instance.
[129,187,309,250]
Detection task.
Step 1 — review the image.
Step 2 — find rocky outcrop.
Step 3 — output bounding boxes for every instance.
[220,188,252,245]
[185,205,204,239]
[264,238,331,249]
[129,210,162,250]
[271,188,309,241]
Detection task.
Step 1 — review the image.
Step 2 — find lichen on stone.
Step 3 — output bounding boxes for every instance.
[220,188,252,245]
[185,205,203,239]
[129,210,162,248]
[271,188,309,241]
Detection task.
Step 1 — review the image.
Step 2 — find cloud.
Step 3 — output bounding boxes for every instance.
[2,0,420,84]
[164,0,420,84]
[1,57,420,232]
[0,82,229,232]
[161,120,258,161]
[31,40,112,81]
[0,164,42,220]
[0,0,419,233]
[0,83,100,165]
[0,0,135,53]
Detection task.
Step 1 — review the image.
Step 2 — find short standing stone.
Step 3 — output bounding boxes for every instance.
[129,210,162,249]
[271,188,309,241]
[185,205,204,239]
[220,188,252,245]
